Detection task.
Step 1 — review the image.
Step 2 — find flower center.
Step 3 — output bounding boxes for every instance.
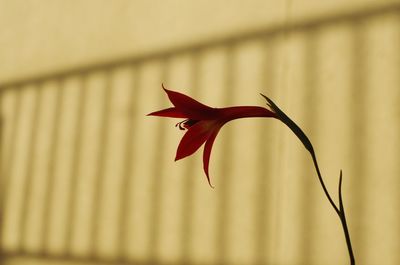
[175,119,198,130]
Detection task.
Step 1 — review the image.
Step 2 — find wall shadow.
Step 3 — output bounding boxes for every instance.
[41,79,63,253]
[146,58,170,264]
[297,26,320,265]
[179,51,201,264]
[253,38,276,265]
[18,85,42,252]
[116,64,140,261]
[0,88,21,255]
[0,3,399,265]
[349,19,368,261]
[64,74,87,254]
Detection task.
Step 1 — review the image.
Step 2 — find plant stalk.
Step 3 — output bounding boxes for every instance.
[260,94,355,264]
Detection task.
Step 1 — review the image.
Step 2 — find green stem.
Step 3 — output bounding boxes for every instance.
[310,149,355,265]
[310,151,340,215]
[307,144,355,265]
[260,94,355,264]
[338,171,356,265]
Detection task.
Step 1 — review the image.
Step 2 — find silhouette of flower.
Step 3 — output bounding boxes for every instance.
[148,84,277,186]
[149,86,355,263]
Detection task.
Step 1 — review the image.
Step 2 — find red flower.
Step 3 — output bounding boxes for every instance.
[148,84,277,187]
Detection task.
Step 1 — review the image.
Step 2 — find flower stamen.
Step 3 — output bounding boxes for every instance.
[175,119,198,130]
[175,119,188,130]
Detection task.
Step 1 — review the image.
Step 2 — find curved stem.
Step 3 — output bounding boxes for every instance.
[339,171,355,265]
[310,152,355,265]
[261,94,355,264]
[310,151,340,215]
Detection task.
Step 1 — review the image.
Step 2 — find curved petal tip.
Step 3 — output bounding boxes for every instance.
[162,83,170,92]
[203,128,221,189]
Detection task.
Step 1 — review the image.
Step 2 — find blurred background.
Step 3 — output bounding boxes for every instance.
[0,0,399,264]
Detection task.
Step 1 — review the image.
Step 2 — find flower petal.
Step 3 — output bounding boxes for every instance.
[162,84,217,120]
[175,120,215,161]
[218,106,276,121]
[147,107,187,118]
[203,126,222,187]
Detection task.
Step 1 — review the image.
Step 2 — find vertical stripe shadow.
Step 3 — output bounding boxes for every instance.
[299,27,319,265]
[117,64,140,262]
[0,89,3,264]
[0,89,20,264]
[254,38,275,265]
[0,92,2,265]
[216,44,235,265]
[147,58,170,264]
[89,70,113,258]
[397,10,400,265]
[19,85,42,253]
[41,79,63,254]
[0,89,21,253]
[180,51,201,265]
[65,75,87,255]
[349,20,367,261]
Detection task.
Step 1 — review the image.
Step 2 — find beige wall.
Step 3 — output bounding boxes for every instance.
[0,0,397,83]
[0,1,399,265]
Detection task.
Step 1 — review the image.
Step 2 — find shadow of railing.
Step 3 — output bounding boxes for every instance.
[0,2,399,265]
